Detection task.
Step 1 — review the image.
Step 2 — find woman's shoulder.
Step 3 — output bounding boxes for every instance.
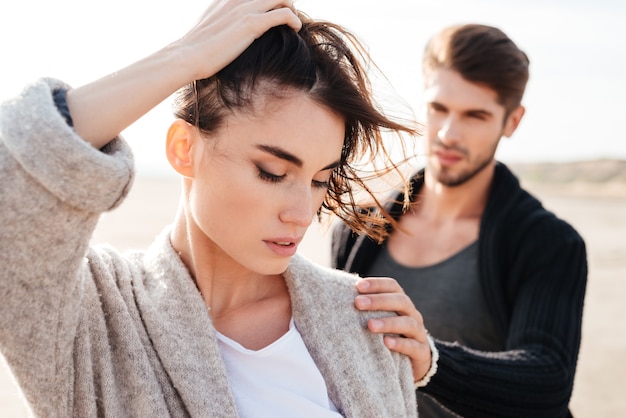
[286,253,360,291]
[284,254,361,317]
[285,254,396,321]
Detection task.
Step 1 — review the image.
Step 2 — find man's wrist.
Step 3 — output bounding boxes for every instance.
[414,333,439,389]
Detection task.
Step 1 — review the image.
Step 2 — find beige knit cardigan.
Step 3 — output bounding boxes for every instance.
[0,78,417,417]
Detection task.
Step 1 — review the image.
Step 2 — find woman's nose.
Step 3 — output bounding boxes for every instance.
[278,186,315,228]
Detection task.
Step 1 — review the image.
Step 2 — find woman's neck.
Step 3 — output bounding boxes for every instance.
[169,203,291,350]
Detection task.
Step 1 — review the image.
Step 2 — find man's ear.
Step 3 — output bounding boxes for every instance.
[503,105,525,138]
[166,119,196,178]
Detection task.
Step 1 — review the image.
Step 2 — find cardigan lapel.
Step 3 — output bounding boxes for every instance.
[284,254,399,417]
[283,257,352,415]
[136,232,239,418]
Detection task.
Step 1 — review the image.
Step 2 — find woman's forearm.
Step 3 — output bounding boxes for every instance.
[67,44,186,149]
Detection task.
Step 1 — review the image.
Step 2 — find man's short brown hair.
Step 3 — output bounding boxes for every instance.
[423,24,530,116]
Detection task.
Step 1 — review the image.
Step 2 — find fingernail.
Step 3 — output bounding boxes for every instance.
[355,295,371,308]
[384,336,396,348]
[370,319,382,331]
[356,280,370,291]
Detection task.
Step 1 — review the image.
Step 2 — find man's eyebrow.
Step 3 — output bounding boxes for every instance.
[428,100,448,110]
[256,144,341,170]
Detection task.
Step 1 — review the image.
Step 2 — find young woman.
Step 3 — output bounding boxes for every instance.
[0,1,421,416]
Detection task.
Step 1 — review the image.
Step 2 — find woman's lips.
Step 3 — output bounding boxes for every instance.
[264,238,301,257]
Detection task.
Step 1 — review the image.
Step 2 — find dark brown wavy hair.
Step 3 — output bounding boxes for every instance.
[172,12,417,242]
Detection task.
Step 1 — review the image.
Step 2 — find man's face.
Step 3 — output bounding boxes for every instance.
[422,68,523,187]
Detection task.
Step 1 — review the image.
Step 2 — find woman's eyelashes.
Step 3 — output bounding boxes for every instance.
[257,166,285,183]
[312,179,330,189]
[256,165,331,189]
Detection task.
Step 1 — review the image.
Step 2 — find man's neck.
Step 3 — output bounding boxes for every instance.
[387,163,495,267]
[418,162,495,221]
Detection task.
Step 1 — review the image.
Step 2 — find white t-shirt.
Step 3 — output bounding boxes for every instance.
[216,319,341,417]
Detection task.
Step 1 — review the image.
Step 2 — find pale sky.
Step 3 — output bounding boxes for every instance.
[1,0,625,176]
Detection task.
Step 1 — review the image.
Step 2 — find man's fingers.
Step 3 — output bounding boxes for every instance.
[384,335,434,382]
[383,335,417,355]
[355,292,408,311]
[366,315,424,340]
[356,277,404,294]
[355,277,434,382]
[355,292,422,319]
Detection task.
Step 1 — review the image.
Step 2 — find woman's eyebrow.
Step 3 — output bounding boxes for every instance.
[321,160,341,171]
[256,144,341,170]
[256,144,303,167]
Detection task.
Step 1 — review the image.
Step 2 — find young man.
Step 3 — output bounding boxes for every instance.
[332,24,587,417]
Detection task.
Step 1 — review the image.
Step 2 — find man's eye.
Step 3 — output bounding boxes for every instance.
[430,104,446,113]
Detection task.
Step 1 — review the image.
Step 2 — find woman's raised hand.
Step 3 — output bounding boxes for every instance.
[179,0,301,82]
[68,0,301,149]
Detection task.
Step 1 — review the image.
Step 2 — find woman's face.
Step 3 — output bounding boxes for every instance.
[188,91,345,275]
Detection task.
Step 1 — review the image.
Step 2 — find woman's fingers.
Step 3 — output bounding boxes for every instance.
[256,0,300,28]
[175,0,300,82]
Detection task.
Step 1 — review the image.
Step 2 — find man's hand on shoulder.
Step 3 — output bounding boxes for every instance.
[354,277,434,384]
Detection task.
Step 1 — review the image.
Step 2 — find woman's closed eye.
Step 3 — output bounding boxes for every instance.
[312,179,330,189]
[257,166,285,183]
[257,165,331,189]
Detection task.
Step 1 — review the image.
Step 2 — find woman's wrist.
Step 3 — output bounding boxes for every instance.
[53,88,74,128]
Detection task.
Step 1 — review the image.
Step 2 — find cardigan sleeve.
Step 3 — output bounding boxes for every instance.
[422,213,587,418]
[0,78,134,413]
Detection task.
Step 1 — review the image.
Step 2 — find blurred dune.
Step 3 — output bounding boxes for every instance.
[510,158,626,198]
[1,159,625,417]
[511,158,626,184]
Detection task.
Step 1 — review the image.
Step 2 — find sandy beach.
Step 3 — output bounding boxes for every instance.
[1,175,624,417]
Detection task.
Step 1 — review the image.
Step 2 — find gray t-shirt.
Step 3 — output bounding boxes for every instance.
[366,241,505,417]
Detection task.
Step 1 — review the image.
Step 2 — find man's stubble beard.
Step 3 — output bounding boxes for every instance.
[435,155,494,187]
[430,138,499,187]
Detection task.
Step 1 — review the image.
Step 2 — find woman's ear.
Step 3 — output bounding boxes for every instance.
[166,119,196,177]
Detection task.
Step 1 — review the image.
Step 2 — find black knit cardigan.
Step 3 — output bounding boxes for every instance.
[331,163,587,418]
